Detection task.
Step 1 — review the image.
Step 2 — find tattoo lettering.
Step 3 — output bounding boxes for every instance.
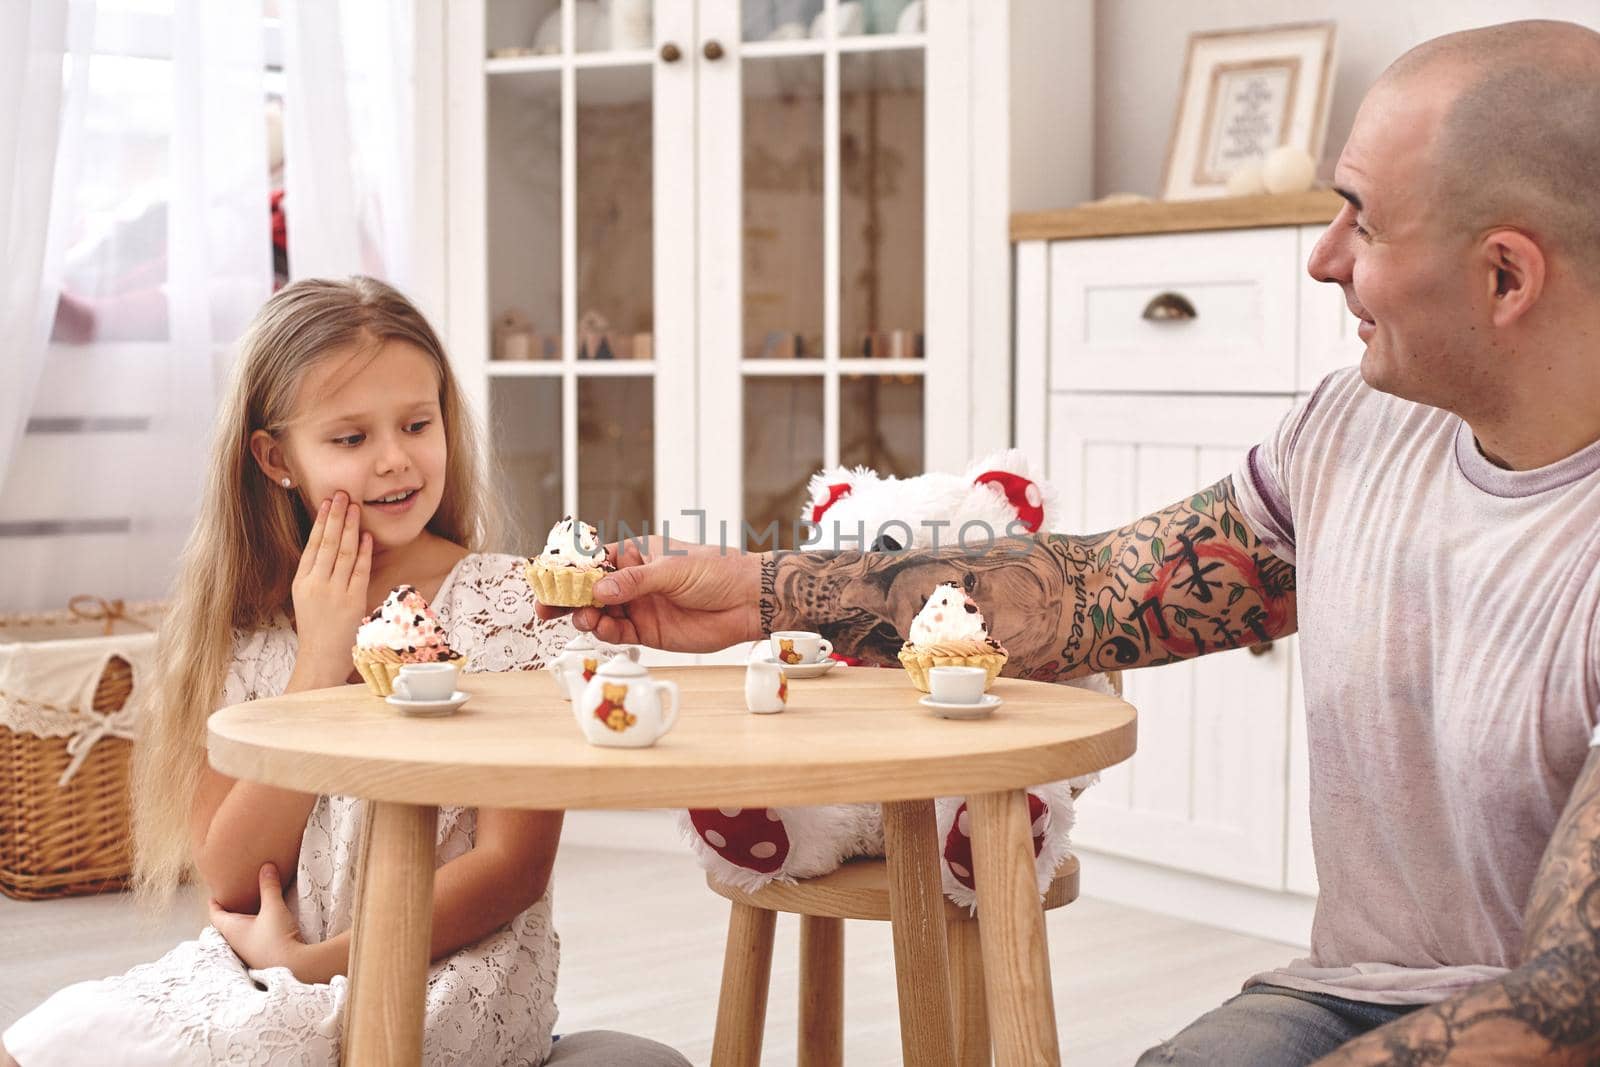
[758,554,778,635]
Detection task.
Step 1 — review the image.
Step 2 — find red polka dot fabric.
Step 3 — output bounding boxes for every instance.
[688,807,792,875]
[941,793,1051,890]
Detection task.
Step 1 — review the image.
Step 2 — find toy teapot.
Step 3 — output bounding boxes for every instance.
[576,657,680,748]
[551,632,641,702]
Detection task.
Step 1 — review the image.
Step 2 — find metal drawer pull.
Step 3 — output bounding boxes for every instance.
[1249,640,1275,657]
[1142,292,1198,321]
[660,42,682,62]
[703,39,725,60]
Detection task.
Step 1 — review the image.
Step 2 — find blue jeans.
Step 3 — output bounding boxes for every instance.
[1135,984,1424,1066]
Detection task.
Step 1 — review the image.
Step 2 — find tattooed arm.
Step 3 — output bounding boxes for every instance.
[762,476,1297,682]
[543,476,1295,674]
[1310,746,1600,1066]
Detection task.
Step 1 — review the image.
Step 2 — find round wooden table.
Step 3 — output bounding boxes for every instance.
[208,665,1136,1067]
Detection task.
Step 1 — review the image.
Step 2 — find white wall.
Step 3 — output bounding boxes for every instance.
[1009,0,1094,213]
[1092,0,1600,198]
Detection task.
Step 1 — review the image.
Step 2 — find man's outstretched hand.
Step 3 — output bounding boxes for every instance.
[533,537,765,653]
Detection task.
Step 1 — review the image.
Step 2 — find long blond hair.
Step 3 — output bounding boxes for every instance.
[132,276,493,901]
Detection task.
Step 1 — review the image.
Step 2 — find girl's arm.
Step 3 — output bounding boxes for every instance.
[287,807,563,984]
[189,658,345,912]
[192,773,318,914]
[194,494,373,912]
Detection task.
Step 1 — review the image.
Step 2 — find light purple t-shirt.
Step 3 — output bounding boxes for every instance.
[1232,367,1600,1006]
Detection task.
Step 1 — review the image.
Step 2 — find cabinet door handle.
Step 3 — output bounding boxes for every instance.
[660,42,682,62]
[1249,640,1275,657]
[1142,291,1198,321]
[703,39,725,60]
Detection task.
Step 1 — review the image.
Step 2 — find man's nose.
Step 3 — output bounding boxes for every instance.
[1307,207,1352,285]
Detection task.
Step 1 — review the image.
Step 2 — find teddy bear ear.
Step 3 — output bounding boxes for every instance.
[805,469,856,524]
[973,469,1046,532]
[812,482,852,523]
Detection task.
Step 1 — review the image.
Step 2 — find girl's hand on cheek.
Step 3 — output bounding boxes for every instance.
[289,491,373,688]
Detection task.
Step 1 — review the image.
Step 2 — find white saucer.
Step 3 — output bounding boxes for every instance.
[919,693,1002,719]
[749,648,841,678]
[385,690,470,717]
[775,658,839,679]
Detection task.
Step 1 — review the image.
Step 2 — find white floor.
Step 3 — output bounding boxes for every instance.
[1,844,1300,1065]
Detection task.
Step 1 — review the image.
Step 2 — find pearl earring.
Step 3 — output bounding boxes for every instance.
[281,477,293,489]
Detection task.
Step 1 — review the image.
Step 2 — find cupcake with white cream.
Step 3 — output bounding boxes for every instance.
[526,516,614,607]
[897,582,1008,692]
[350,585,463,697]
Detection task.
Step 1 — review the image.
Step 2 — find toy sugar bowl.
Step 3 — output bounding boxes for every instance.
[575,657,681,748]
[551,632,641,702]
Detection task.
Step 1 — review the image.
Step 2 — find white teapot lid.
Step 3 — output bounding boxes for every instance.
[563,633,599,652]
[595,656,647,678]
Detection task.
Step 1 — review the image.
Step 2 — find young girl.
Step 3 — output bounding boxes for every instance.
[3,278,688,1067]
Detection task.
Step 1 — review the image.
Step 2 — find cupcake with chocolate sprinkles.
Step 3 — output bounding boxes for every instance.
[526,516,615,608]
[350,584,463,697]
[896,582,1008,692]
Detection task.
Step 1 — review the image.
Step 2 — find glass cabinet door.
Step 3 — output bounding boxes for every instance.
[468,0,690,553]
[454,0,935,558]
[701,0,929,550]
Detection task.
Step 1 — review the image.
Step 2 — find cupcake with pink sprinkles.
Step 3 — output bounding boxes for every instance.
[350,584,463,696]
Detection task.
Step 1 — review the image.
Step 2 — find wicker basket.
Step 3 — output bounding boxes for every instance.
[0,601,163,900]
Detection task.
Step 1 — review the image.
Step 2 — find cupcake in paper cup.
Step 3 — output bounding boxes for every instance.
[526,516,615,607]
[897,582,1009,693]
[351,585,463,697]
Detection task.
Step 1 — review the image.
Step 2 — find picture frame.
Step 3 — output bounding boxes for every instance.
[1161,21,1338,201]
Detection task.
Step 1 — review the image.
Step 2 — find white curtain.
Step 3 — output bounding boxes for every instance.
[282,0,415,291]
[0,1,80,499]
[0,0,273,611]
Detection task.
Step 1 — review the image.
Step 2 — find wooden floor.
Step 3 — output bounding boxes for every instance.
[1,845,1299,1065]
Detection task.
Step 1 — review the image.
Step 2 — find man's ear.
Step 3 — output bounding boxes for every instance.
[1482,228,1545,329]
[248,429,293,487]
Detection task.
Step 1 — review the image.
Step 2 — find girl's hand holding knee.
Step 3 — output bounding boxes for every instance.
[209,863,310,977]
[288,491,373,689]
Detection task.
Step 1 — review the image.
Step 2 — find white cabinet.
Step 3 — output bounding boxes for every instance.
[1286,638,1318,895]
[1018,217,1352,930]
[1048,229,1301,395]
[435,1,1093,556]
[1050,394,1295,889]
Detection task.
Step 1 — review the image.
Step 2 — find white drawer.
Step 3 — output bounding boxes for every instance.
[1048,228,1300,394]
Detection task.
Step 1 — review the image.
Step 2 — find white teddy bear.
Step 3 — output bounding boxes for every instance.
[677,449,1111,910]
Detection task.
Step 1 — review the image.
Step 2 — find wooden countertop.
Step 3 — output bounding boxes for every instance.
[1011,188,1344,242]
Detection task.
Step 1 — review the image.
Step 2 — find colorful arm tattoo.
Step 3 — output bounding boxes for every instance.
[757,476,1297,682]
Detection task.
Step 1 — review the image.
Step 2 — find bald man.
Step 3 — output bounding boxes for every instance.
[537,20,1600,1065]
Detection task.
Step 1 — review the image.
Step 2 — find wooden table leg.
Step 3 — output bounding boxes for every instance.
[711,901,776,1067]
[968,790,1060,1067]
[342,801,437,1067]
[882,799,957,1067]
[798,914,844,1067]
[947,914,992,1067]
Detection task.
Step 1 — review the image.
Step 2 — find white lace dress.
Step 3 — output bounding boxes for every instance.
[5,553,578,1067]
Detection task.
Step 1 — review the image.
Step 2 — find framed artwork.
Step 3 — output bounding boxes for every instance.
[1161,21,1337,201]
